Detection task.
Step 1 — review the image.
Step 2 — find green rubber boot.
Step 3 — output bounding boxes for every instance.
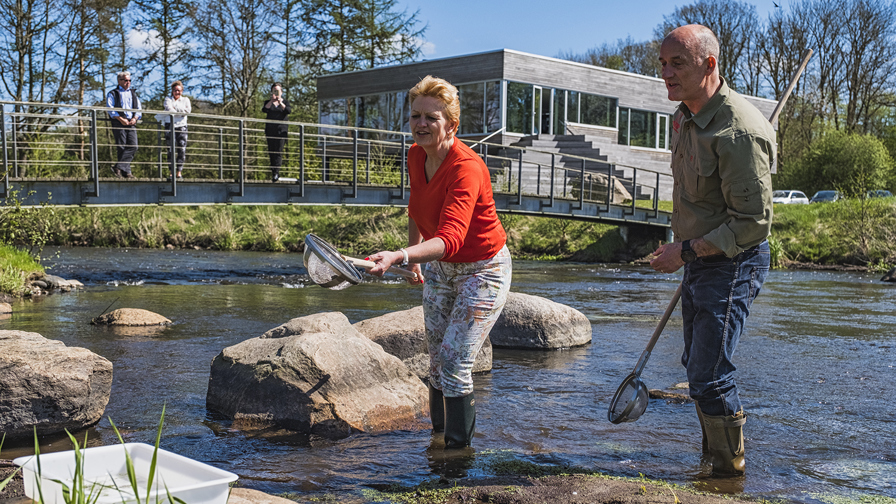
[429,384,445,433]
[695,404,709,454]
[444,393,476,449]
[702,410,747,476]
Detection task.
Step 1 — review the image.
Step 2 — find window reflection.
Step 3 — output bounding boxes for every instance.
[507,82,533,134]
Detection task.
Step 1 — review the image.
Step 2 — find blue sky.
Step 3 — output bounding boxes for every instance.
[395,0,788,61]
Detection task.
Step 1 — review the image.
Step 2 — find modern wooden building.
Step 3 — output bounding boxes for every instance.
[316,49,777,197]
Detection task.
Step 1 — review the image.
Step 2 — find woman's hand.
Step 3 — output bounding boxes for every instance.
[366,250,423,284]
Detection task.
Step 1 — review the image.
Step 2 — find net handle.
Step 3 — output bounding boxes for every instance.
[632,283,681,376]
[344,256,418,280]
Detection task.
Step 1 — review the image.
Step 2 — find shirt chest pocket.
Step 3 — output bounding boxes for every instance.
[681,147,722,201]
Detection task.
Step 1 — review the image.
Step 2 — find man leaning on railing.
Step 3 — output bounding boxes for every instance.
[106,71,142,179]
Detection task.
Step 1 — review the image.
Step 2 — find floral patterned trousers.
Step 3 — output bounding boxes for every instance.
[423,245,512,397]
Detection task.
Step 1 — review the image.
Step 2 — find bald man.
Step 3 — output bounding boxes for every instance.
[650,24,775,477]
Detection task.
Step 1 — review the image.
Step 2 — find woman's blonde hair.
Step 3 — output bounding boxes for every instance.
[408,75,460,133]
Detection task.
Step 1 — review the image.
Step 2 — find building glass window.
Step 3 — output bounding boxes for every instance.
[658,115,668,150]
[568,91,579,123]
[506,81,533,134]
[486,81,501,132]
[459,83,485,135]
[580,93,616,127]
[618,108,629,145]
[629,109,656,148]
[553,90,566,135]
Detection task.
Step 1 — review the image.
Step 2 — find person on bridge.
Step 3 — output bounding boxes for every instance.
[106,71,142,178]
[159,80,191,180]
[367,75,512,451]
[649,24,774,477]
[262,82,291,182]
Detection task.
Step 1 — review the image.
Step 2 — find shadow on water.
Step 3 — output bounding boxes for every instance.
[2,247,895,502]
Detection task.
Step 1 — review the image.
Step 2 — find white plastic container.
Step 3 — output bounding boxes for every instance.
[13,443,238,504]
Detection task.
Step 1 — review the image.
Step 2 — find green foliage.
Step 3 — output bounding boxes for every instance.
[0,187,61,259]
[0,243,45,296]
[780,130,894,198]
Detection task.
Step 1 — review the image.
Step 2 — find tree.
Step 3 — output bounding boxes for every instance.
[794,130,893,197]
[132,0,195,99]
[558,37,661,77]
[296,0,425,75]
[657,0,759,93]
[192,0,275,116]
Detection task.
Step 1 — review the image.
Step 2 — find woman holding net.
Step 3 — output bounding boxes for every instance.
[367,75,512,449]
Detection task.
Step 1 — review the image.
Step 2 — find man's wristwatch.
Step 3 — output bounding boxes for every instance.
[680,239,698,264]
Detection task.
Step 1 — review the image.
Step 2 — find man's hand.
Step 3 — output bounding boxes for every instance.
[650,242,684,274]
[117,116,129,126]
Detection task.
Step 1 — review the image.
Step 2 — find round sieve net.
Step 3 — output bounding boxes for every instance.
[303,234,363,290]
[607,374,649,424]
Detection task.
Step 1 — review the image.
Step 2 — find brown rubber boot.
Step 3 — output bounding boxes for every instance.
[702,410,747,476]
[429,384,445,433]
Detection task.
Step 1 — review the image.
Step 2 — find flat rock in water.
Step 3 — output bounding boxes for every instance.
[91,308,172,326]
[352,306,492,379]
[206,312,428,439]
[0,330,113,439]
[0,302,11,314]
[489,292,592,349]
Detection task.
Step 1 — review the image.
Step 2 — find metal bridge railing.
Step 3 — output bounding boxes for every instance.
[1,100,671,220]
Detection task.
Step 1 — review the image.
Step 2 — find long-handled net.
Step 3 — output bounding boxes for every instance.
[607,284,682,424]
[303,233,363,290]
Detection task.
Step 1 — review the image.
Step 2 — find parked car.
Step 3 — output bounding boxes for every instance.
[810,190,842,203]
[867,189,894,198]
[772,190,810,204]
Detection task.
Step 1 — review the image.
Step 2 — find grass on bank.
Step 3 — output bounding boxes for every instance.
[0,243,45,297]
[49,205,637,262]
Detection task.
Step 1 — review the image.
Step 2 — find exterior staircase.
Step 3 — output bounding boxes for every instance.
[485,134,636,203]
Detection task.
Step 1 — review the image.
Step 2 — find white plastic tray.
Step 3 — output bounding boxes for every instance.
[13,443,238,504]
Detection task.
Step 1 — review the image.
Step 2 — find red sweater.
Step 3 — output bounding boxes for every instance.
[407,140,506,263]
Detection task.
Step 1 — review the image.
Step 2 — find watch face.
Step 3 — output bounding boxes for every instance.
[681,249,698,263]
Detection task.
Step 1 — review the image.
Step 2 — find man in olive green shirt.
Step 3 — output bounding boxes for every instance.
[650,24,774,477]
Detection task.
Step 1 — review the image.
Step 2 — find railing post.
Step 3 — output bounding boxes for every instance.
[578,158,585,210]
[87,109,98,198]
[352,130,358,198]
[1,107,8,197]
[322,134,328,182]
[299,125,305,197]
[157,124,164,178]
[517,149,523,205]
[11,115,18,178]
[606,164,614,208]
[549,153,555,207]
[218,127,224,179]
[537,162,541,196]
[629,169,637,215]
[400,135,407,200]
[366,140,371,184]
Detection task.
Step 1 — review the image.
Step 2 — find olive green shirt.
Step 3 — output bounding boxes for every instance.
[670,79,775,257]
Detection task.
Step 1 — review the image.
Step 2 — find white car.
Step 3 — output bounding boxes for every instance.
[772,190,809,204]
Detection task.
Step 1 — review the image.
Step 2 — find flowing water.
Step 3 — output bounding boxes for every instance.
[2,247,894,503]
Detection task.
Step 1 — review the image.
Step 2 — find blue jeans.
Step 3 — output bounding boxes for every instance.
[681,240,769,417]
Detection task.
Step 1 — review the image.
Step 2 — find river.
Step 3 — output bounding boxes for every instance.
[2,247,894,503]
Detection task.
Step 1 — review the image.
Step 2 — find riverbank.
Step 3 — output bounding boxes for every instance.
[0,461,775,504]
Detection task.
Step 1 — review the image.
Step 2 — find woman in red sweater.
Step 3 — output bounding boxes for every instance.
[367,75,512,449]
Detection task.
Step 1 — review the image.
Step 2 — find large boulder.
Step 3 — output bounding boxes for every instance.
[206,312,428,440]
[91,308,172,326]
[881,267,896,283]
[352,306,492,380]
[0,331,113,440]
[489,292,592,349]
[0,303,11,314]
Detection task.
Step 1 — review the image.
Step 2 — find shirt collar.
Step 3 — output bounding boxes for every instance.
[678,77,730,129]
[118,85,129,92]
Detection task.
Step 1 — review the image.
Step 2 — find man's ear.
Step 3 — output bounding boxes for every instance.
[705,55,717,74]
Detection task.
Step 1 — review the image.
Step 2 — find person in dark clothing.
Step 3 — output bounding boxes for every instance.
[106,71,142,178]
[262,83,291,182]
